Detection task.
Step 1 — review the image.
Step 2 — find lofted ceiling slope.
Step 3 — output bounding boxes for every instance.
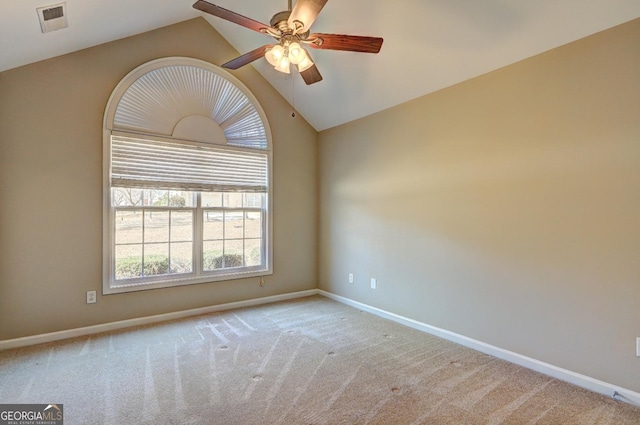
[2,1,640,131]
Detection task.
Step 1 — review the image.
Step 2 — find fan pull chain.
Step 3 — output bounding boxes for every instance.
[291,74,296,118]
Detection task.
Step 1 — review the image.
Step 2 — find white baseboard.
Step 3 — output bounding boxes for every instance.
[318,289,640,407]
[0,289,319,351]
[3,287,639,407]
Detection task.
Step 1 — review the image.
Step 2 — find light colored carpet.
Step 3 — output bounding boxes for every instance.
[1,295,639,424]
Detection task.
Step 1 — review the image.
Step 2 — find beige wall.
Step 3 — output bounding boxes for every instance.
[318,19,640,392]
[0,18,317,340]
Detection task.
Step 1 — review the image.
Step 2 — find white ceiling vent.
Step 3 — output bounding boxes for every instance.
[37,3,68,33]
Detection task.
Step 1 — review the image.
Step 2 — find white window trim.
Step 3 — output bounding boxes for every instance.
[102,57,273,295]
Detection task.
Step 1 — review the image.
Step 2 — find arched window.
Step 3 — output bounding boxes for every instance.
[102,57,272,294]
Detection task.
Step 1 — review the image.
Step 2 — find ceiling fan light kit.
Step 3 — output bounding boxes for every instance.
[192,0,383,85]
[265,40,314,74]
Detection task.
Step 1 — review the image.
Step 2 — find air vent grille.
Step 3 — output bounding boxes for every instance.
[42,6,64,21]
[37,3,68,33]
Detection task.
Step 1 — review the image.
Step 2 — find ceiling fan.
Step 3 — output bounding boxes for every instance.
[193,0,383,85]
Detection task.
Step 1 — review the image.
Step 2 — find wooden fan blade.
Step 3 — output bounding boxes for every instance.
[299,64,323,85]
[308,33,383,53]
[288,0,328,33]
[193,1,270,34]
[222,45,274,70]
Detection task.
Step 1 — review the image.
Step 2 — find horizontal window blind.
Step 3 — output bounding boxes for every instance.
[111,134,268,192]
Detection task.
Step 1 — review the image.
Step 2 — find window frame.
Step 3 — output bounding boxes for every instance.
[102,57,273,295]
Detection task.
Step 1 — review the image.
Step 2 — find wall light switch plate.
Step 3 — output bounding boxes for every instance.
[86,290,97,304]
[636,337,640,357]
[370,278,377,289]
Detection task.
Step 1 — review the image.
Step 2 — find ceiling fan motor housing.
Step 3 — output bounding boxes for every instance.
[270,11,292,33]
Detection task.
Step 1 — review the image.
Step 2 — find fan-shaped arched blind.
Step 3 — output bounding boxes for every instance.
[112,64,268,150]
[104,57,271,193]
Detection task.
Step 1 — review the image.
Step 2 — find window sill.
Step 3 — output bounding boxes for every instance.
[103,268,272,295]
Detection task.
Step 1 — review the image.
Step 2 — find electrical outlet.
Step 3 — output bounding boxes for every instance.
[370,278,377,289]
[86,290,97,304]
[636,337,640,357]
[348,273,354,284]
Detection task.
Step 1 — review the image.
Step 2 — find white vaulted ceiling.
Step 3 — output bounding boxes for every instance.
[2,1,640,131]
